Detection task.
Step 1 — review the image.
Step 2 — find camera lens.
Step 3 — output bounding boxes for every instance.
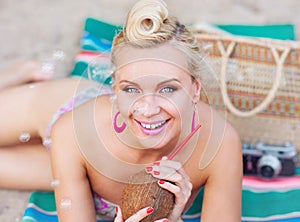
[257,155,282,179]
[260,166,275,178]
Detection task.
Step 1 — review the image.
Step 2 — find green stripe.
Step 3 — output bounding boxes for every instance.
[70,61,88,77]
[28,192,56,212]
[215,24,295,40]
[184,187,204,215]
[84,17,122,42]
[242,189,300,217]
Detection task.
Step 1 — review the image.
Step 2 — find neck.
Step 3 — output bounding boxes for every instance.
[116,133,179,164]
[113,124,199,165]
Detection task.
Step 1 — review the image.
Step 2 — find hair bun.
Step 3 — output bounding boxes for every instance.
[125,0,168,43]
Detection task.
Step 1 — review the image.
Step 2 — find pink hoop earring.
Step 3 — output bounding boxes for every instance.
[113,111,126,133]
[191,104,197,132]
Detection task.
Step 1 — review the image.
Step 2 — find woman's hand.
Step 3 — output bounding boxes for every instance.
[146,156,193,222]
[114,156,191,222]
[114,206,168,222]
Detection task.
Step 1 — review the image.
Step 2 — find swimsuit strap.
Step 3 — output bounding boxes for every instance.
[93,193,117,220]
[43,85,113,149]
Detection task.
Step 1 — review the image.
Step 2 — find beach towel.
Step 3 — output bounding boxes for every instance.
[69,17,296,80]
[22,167,300,222]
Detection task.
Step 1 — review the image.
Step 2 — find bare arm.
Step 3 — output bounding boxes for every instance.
[50,113,96,222]
[200,123,243,221]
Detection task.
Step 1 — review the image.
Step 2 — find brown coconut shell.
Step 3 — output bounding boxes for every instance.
[121,173,175,222]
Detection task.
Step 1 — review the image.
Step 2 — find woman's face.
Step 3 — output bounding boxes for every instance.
[113,45,200,149]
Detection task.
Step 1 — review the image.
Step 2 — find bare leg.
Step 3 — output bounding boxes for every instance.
[0,77,98,146]
[0,77,96,190]
[0,61,53,90]
[0,143,53,190]
[0,84,42,146]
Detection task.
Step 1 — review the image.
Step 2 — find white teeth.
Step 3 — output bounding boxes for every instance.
[141,120,166,130]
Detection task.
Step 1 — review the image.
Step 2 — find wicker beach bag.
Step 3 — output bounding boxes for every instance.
[195,31,300,154]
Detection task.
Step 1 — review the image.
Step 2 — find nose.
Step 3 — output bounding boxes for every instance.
[133,96,161,117]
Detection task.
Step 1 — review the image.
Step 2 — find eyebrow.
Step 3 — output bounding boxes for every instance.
[119,80,138,85]
[157,78,180,87]
[119,78,180,86]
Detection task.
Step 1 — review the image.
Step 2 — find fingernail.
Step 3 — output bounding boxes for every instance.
[146,207,154,214]
[153,161,160,166]
[159,180,165,184]
[145,166,153,172]
[115,206,118,213]
[153,171,160,175]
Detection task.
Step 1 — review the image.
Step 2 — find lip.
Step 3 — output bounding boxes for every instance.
[135,119,170,136]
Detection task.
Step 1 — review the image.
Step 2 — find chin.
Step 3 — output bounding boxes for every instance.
[134,131,169,150]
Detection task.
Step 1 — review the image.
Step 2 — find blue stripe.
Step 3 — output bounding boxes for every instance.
[23,207,58,222]
[81,32,112,52]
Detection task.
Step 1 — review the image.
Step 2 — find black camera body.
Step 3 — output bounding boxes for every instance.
[242,141,298,179]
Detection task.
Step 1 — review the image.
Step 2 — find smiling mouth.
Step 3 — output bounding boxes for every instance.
[137,119,170,130]
[141,120,166,130]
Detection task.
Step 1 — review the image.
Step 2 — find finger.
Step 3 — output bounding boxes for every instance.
[114,206,123,222]
[125,207,154,222]
[158,178,193,193]
[150,164,190,182]
[155,218,169,222]
[176,166,191,180]
[158,179,192,207]
[158,179,180,194]
[162,161,190,181]
[154,159,182,171]
[150,165,177,179]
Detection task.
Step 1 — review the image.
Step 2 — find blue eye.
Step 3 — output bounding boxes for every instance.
[123,87,140,93]
[160,87,176,93]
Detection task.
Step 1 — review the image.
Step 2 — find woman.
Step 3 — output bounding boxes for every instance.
[0,0,242,221]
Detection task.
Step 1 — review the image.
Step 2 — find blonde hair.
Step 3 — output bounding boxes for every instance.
[111,0,203,78]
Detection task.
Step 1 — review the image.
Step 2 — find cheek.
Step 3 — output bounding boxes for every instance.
[163,94,192,119]
[169,94,193,120]
[115,92,139,117]
[168,90,193,108]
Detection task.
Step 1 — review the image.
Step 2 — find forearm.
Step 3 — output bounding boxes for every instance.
[54,180,97,222]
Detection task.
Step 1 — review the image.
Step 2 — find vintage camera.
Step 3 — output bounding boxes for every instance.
[242,141,298,179]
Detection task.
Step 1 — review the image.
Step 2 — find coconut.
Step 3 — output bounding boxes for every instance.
[121,173,175,222]
[121,124,201,221]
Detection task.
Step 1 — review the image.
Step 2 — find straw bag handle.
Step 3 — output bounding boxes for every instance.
[218,41,290,117]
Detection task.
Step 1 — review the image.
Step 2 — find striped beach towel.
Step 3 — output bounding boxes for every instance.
[22,168,300,222]
[21,191,200,222]
[69,17,296,81]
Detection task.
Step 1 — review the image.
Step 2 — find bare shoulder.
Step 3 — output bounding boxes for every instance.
[50,108,83,159]
[197,102,242,169]
[192,103,242,221]
[186,102,242,184]
[187,101,242,176]
[216,116,241,156]
[49,93,98,221]
[50,92,112,157]
[205,109,242,177]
